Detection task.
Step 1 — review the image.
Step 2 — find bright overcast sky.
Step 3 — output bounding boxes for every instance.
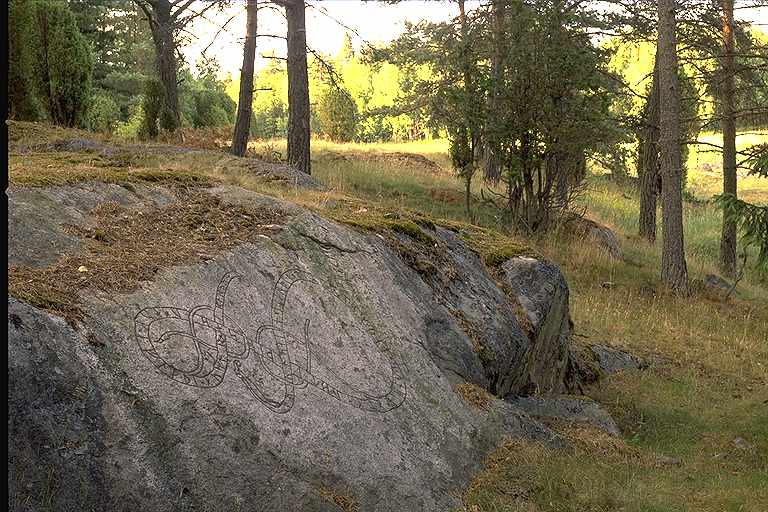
[182,0,470,77]
[182,0,768,78]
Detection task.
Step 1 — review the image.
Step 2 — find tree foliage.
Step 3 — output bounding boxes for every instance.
[9,0,94,127]
[378,0,620,232]
[716,144,768,275]
[8,0,44,121]
[316,86,358,142]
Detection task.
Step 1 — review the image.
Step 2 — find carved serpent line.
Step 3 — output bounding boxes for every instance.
[134,269,406,413]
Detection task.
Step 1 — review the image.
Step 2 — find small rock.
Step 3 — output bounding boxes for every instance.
[656,455,682,466]
[506,395,621,437]
[701,274,738,300]
[565,216,623,260]
[732,437,755,452]
[590,345,645,374]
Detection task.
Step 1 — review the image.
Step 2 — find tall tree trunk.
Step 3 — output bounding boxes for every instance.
[458,0,475,221]
[144,0,181,135]
[719,0,738,276]
[285,0,311,174]
[658,0,689,295]
[639,55,661,243]
[484,0,505,182]
[231,0,258,157]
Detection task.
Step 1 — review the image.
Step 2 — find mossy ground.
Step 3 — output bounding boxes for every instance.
[7,122,767,510]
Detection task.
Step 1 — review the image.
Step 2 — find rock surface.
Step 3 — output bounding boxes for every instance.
[566,216,623,260]
[8,183,576,511]
[506,395,620,436]
[8,182,177,268]
[500,257,573,395]
[590,344,646,374]
[700,273,738,300]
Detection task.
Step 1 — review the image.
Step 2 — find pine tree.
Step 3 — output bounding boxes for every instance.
[317,86,358,142]
[13,0,94,127]
[8,0,44,121]
[232,0,259,157]
[657,0,690,295]
[284,0,311,174]
[719,0,738,276]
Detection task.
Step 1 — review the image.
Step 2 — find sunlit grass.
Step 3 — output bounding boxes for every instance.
[687,130,768,203]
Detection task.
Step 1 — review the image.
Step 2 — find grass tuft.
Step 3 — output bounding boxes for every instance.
[455,382,494,411]
[315,486,359,512]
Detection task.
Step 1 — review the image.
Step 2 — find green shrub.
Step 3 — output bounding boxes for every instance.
[82,91,121,132]
[28,0,94,127]
[115,100,146,139]
[316,86,358,142]
[8,0,45,121]
[190,89,235,128]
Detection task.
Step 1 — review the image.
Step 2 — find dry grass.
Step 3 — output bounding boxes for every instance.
[455,382,494,411]
[451,308,488,357]
[315,486,360,512]
[9,150,215,187]
[8,190,284,324]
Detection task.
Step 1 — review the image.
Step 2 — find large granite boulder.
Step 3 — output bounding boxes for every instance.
[8,182,575,511]
[499,257,573,395]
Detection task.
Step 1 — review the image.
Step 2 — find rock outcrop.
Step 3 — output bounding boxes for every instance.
[565,216,623,260]
[500,257,573,395]
[8,182,579,511]
[506,396,620,436]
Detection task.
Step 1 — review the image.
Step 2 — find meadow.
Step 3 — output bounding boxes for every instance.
[8,121,768,511]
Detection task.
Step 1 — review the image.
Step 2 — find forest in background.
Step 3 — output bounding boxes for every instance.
[7,4,768,508]
[9,1,768,143]
[7,0,768,287]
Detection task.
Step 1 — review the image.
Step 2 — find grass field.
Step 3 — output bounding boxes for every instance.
[687,131,768,203]
[8,122,768,511]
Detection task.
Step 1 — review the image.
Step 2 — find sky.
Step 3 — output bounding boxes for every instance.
[181,0,768,79]
[182,1,471,78]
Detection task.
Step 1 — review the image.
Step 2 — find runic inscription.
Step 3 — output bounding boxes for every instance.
[134,269,407,413]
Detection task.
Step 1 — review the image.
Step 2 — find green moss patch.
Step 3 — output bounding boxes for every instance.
[325,203,435,244]
[439,220,537,268]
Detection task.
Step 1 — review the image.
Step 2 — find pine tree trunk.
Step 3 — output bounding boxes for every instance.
[484,0,505,182]
[459,0,475,222]
[657,0,689,295]
[639,56,661,243]
[148,0,181,135]
[719,0,738,276]
[286,0,311,174]
[231,0,258,157]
